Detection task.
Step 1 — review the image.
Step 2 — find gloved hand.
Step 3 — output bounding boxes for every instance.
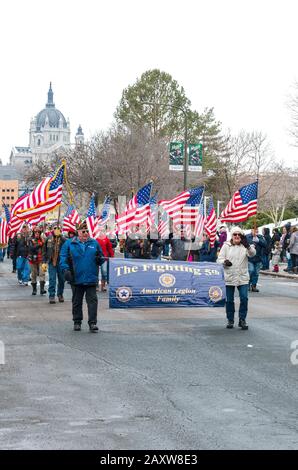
[240,235,249,248]
[41,263,48,273]
[95,252,105,266]
[223,259,233,267]
[64,270,73,283]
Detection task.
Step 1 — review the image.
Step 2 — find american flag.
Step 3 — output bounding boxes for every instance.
[158,208,170,238]
[117,182,152,234]
[147,192,158,231]
[0,217,8,245]
[28,214,46,228]
[13,178,51,219]
[8,189,29,238]
[204,197,217,247]
[14,164,64,220]
[10,189,29,218]
[98,196,111,227]
[2,202,10,223]
[86,195,99,238]
[158,190,191,217]
[63,205,81,232]
[172,186,204,225]
[220,181,258,222]
[193,202,205,239]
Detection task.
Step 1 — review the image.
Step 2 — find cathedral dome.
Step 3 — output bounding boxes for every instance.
[35,83,67,130]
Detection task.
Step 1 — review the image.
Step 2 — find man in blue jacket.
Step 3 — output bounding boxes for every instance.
[246,228,267,292]
[60,221,105,332]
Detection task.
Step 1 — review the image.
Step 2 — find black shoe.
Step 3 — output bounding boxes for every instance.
[226,321,234,329]
[89,323,99,333]
[251,285,259,292]
[40,281,47,295]
[239,319,248,330]
[74,323,81,331]
[49,297,56,304]
[12,269,16,273]
[31,283,37,296]
[58,295,64,303]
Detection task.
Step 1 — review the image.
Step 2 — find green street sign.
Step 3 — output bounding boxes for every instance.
[169,142,184,171]
[189,143,202,172]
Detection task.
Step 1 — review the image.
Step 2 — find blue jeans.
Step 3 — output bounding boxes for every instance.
[163,244,170,256]
[48,263,65,298]
[16,257,30,283]
[261,254,270,270]
[248,261,262,287]
[101,261,108,281]
[226,284,248,321]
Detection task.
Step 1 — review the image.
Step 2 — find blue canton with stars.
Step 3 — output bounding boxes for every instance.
[185,186,204,206]
[239,182,258,203]
[65,204,74,217]
[49,165,64,190]
[207,197,214,216]
[136,183,152,207]
[86,196,96,218]
[101,196,111,221]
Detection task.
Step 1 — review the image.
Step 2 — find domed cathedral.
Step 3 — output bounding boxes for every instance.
[10,83,83,167]
[29,83,71,163]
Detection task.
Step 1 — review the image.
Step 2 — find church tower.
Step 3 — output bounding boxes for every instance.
[29,83,71,163]
[75,125,85,147]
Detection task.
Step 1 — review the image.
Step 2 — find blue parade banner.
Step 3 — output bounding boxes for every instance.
[109,259,226,309]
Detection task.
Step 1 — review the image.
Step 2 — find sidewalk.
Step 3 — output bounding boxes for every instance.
[260,263,298,281]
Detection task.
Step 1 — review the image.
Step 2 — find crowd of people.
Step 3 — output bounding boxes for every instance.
[0,219,297,333]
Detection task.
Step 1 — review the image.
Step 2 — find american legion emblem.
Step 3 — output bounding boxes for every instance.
[208,286,223,302]
[116,287,132,303]
[159,273,176,288]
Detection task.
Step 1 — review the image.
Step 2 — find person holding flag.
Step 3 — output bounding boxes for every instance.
[218,226,256,330]
[43,223,66,303]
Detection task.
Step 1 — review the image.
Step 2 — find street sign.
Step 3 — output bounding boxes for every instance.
[169,142,184,171]
[189,143,203,172]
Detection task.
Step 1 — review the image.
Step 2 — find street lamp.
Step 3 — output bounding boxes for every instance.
[140,99,189,190]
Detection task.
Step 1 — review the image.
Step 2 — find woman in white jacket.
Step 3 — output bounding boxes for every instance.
[218,226,256,330]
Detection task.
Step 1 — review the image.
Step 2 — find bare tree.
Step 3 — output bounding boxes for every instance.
[259,168,298,224]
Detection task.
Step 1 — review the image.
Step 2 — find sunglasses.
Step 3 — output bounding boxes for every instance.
[80,230,89,234]
[233,233,241,237]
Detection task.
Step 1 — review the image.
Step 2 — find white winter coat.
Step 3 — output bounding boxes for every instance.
[217,241,256,286]
[271,246,282,265]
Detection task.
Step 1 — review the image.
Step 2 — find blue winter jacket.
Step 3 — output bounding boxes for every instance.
[245,234,267,264]
[59,237,104,285]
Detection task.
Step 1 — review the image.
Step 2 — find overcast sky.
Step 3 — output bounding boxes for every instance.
[1,0,298,166]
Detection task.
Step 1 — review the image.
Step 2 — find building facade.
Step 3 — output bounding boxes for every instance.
[0,179,19,210]
[9,83,83,167]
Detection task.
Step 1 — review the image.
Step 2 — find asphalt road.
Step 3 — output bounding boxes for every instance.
[0,258,298,450]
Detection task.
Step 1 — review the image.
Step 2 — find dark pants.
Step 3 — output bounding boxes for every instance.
[291,254,298,270]
[72,285,98,325]
[226,284,248,322]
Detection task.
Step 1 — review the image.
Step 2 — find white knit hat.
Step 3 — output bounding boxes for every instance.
[230,226,244,236]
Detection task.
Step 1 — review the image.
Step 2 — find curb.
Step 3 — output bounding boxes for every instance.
[260,271,298,281]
